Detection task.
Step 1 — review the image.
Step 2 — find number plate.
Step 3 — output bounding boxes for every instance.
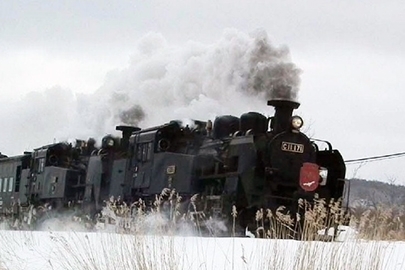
[281,142,304,153]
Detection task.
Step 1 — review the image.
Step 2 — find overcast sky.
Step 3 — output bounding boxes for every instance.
[1,0,405,184]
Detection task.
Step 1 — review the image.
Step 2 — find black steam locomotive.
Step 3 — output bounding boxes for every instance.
[0,98,347,232]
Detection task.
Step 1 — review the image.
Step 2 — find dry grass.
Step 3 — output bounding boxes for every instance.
[97,189,225,237]
[252,196,349,241]
[350,205,405,241]
[2,191,405,269]
[78,191,405,270]
[95,189,405,243]
[248,195,405,243]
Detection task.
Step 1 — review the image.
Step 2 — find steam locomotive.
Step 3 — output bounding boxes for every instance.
[0,97,347,232]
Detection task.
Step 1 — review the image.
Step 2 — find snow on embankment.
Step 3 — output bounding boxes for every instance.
[0,230,405,270]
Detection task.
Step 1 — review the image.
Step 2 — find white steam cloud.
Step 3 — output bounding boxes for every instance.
[0,29,301,155]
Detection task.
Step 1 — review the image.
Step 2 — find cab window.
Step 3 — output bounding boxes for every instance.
[3,178,7,193]
[136,142,153,162]
[37,158,45,173]
[8,177,13,192]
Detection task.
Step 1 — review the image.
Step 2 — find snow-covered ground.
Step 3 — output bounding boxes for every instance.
[0,227,404,270]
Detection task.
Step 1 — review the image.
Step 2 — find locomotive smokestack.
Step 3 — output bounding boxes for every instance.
[116,126,141,149]
[267,98,300,134]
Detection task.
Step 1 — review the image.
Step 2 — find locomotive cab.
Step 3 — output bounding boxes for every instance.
[0,153,31,212]
[84,127,140,209]
[21,142,89,207]
[128,120,207,198]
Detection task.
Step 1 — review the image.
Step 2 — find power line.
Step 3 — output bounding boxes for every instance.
[345,151,405,164]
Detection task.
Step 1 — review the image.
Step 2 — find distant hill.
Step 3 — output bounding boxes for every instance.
[347,178,405,208]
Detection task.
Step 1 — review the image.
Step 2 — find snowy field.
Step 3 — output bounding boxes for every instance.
[1,227,405,270]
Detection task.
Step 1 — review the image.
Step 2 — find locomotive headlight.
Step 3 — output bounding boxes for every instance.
[107,139,114,147]
[291,116,304,130]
